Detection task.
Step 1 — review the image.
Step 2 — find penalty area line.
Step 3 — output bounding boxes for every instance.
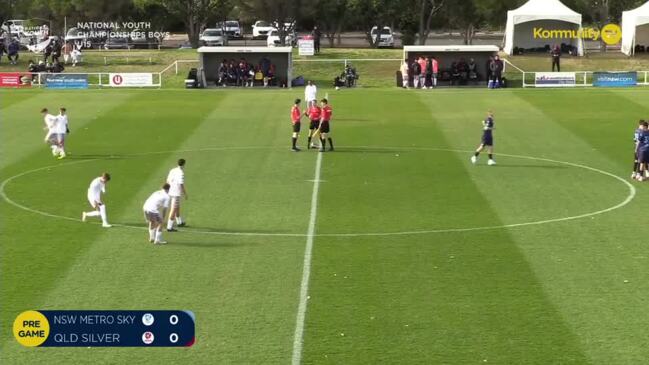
[291,152,322,365]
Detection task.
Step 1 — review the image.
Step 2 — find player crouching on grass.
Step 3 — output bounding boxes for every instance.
[635,121,649,181]
[143,183,171,245]
[470,110,496,166]
[317,98,334,152]
[82,173,112,227]
[305,101,321,149]
[632,120,646,180]
[166,159,188,232]
[41,108,64,158]
[291,98,303,152]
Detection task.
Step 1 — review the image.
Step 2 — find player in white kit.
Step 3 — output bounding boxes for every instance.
[166,159,188,232]
[41,108,62,157]
[55,107,69,159]
[143,183,171,244]
[82,173,112,227]
[304,80,317,108]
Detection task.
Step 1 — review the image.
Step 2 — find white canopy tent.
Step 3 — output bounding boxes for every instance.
[621,1,649,55]
[504,0,584,56]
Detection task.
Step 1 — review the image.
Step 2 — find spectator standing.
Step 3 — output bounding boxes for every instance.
[485,56,493,86]
[70,47,82,66]
[551,44,561,72]
[305,80,318,107]
[44,41,53,63]
[418,56,427,89]
[0,37,6,64]
[63,42,72,64]
[425,56,433,88]
[468,58,478,82]
[495,55,504,86]
[411,59,421,88]
[52,40,62,63]
[431,56,439,88]
[312,26,321,54]
[400,60,409,88]
[488,58,498,88]
[7,39,19,65]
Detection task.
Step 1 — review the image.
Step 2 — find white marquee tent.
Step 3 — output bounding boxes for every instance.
[504,0,584,56]
[621,1,649,55]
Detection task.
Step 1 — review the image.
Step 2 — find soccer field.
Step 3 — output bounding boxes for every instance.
[3,87,649,364]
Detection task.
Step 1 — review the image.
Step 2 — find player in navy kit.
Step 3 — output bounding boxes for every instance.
[632,120,645,179]
[470,111,496,166]
[635,121,649,181]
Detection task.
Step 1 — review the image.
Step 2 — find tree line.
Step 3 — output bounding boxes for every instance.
[1,0,646,47]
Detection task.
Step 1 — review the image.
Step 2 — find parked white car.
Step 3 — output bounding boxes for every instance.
[200,28,225,46]
[252,21,274,39]
[266,29,296,47]
[217,20,242,38]
[370,26,395,48]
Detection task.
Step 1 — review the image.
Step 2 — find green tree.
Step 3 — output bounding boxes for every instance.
[238,0,306,46]
[417,0,444,44]
[314,0,350,47]
[136,0,233,48]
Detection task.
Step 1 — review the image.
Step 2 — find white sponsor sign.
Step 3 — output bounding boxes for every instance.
[535,72,576,87]
[109,73,153,87]
[298,39,314,56]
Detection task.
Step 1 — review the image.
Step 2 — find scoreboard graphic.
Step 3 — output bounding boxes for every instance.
[13,310,195,347]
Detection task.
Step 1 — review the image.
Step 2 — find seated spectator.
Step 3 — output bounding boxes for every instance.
[238,61,249,87]
[50,60,64,73]
[450,62,460,85]
[264,64,275,87]
[254,67,264,86]
[227,63,237,85]
[457,58,468,83]
[28,60,38,73]
[345,64,358,87]
[217,60,227,87]
[247,68,254,87]
[7,39,19,65]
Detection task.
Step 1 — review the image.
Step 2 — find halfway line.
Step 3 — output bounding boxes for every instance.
[291,152,322,365]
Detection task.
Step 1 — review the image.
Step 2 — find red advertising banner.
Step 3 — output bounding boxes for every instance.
[0,72,33,88]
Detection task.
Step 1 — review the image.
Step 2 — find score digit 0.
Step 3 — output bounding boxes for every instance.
[169,315,179,325]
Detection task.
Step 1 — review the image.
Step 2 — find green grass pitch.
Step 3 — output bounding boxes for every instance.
[2,87,649,364]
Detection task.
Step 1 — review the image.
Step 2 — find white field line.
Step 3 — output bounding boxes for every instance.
[0,146,635,238]
[291,152,322,365]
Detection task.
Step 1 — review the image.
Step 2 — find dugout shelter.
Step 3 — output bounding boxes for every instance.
[504,0,584,56]
[403,45,500,84]
[197,46,293,87]
[622,1,649,55]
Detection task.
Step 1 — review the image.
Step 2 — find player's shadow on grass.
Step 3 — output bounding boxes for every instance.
[333,147,404,154]
[168,241,261,249]
[67,154,126,160]
[491,164,568,169]
[119,223,295,235]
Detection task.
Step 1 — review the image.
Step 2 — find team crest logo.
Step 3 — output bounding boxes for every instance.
[142,313,155,326]
[142,331,155,345]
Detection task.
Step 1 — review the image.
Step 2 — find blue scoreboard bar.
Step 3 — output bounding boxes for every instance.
[13,310,195,347]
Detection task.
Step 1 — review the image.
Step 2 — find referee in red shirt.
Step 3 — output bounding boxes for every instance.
[318,98,334,152]
[290,99,302,152]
